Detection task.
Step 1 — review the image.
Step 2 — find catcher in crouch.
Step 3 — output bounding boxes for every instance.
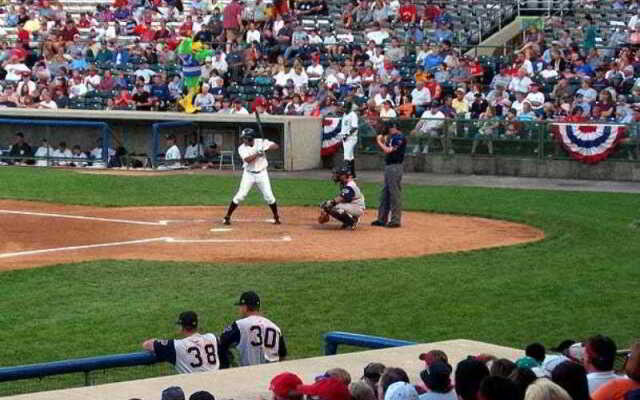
[319,165,365,230]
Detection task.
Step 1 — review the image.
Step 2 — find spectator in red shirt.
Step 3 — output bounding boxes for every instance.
[223,0,244,42]
[397,0,417,24]
[61,20,79,42]
[77,13,91,28]
[179,15,193,37]
[423,4,442,24]
[17,23,30,43]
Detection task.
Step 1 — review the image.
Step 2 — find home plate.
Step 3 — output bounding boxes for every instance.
[210,228,232,232]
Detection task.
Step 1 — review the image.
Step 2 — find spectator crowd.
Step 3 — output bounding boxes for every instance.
[134,334,639,400]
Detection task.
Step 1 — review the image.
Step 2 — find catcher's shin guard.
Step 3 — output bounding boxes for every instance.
[327,207,354,225]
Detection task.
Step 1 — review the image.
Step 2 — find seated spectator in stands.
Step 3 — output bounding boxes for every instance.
[211,51,228,75]
[396,95,414,119]
[479,376,519,400]
[36,91,58,109]
[380,100,397,119]
[135,63,156,84]
[385,39,405,64]
[384,382,419,400]
[16,71,36,96]
[168,75,183,101]
[455,357,490,400]
[68,75,88,99]
[525,84,545,115]
[194,84,215,111]
[525,379,571,400]
[132,80,152,111]
[361,362,386,398]
[268,372,303,400]
[508,69,533,95]
[509,367,538,399]
[592,341,640,400]
[572,94,592,118]
[84,65,101,91]
[412,101,445,154]
[433,23,454,44]
[397,0,417,24]
[410,81,431,116]
[473,106,498,155]
[52,141,72,166]
[53,87,69,109]
[490,68,512,91]
[297,373,351,400]
[379,368,411,399]
[231,98,249,114]
[517,102,537,122]
[576,79,597,103]
[551,79,574,101]
[150,75,170,110]
[582,335,620,393]
[112,89,134,109]
[419,361,455,400]
[592,90,616,120]
[470,93,489,119]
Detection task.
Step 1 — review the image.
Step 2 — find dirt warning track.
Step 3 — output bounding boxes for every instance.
[0,200,544,270]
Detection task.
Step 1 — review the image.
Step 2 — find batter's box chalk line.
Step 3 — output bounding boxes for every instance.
[0,235,293,260]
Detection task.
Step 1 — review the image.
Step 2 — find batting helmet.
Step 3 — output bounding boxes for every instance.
[240,128,255,141]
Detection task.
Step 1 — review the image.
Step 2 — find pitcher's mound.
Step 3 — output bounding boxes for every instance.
[0,200,544,270]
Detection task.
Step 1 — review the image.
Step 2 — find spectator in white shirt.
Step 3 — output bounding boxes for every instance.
[16,73,37,96]
[212,51,228,74]
[36,92,58,109]
[231,98,249,114]
[412,103,446,154]
[379,100,397,118]
[308,29,323,44]
[525,84,545,113]
[194,84,215,110]
[411,81,432,115]
[373,85,394,108]
[629,9,640,29]
[84,66,102,91]
[584,335,620,394]
[246,22,261,43]
[273,65,290,87]
[288,65,309,89]
[306,57,324,83]
[508,69,533,94]
[69,76,88,98]
[366,23,390,45]
[346,69,362,86]
[511,91,527,115]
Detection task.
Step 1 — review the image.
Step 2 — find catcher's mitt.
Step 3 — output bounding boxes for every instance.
[318,210,330,224]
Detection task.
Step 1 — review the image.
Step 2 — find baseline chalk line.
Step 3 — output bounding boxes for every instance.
[0,210,168,226]
[0,237,170,259]
[166,235,293,243]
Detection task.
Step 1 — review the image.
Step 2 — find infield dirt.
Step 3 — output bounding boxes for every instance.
[0,200,544,270]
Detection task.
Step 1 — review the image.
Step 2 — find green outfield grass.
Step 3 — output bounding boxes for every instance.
[0,167,639,394]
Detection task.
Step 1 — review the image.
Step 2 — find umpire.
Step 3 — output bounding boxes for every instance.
[371,121,407,228]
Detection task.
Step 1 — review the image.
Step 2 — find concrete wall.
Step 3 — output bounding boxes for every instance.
[355,153,640,182]
[0,109,323,171]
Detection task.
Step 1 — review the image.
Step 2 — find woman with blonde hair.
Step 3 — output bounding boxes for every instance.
[525,379,572,400]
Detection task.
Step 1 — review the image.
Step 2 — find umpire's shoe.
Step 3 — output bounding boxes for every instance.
[371,220,386,227]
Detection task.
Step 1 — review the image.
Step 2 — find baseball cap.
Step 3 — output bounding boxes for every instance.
[297,376,351,400]
[176,311,198,329]
[235,291,261,307]
[420,361,452,392]
[270,372,303,398]
[162,386,186,400]
[419,350,448,367]
[190,391,215,400]
[384,382,419,400]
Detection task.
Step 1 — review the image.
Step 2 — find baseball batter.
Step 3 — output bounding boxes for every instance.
[219,291,287,366]
[142,311,226,373]
[223,128,281,225]
[340,102,359,178]
[319,165,365,230]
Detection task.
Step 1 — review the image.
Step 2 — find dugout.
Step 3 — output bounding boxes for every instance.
[0,109,322,171]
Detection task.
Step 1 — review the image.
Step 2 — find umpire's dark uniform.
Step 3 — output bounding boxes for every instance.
[372,123,407,228]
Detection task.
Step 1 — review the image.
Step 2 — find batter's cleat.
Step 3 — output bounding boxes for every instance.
[222,217,231,225]
[386,222,401,228]
[273,217,281,225]
[371,220,386,227]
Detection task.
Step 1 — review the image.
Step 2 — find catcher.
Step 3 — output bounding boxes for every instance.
[318,165,365,230]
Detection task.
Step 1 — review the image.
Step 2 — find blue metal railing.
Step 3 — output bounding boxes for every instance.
[0,352,159,385]
[324,331,417,355]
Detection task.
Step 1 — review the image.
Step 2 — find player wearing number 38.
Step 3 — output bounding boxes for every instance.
[142,311,225,373]
[219,291,288,367]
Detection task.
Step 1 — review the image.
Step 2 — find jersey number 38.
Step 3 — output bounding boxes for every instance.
[187,344,217,368]
[249,326,278,348]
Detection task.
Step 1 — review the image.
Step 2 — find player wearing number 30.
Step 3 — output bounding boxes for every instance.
[219,291,287,366]
[142,311,226,373]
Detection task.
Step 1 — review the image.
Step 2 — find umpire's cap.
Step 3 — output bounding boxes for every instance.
[235,291,261,308]
[240,128,256,140]
[176,311,198,329]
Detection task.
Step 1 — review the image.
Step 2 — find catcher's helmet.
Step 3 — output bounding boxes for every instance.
[240,128,256,141]
[332,165,351,182]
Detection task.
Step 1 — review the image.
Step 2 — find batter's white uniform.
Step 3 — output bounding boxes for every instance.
[341,110,359,161]
[152,332,221,374]
[233,139,276,205]
[219,315,287,366]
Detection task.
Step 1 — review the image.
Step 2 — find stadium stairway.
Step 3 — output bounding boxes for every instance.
[3,339,523,400]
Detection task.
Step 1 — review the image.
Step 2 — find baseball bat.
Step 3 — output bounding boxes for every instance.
[255,110,266,152]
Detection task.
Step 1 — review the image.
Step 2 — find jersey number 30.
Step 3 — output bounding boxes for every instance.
[187,344,217,368]
[249,326,278,348]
